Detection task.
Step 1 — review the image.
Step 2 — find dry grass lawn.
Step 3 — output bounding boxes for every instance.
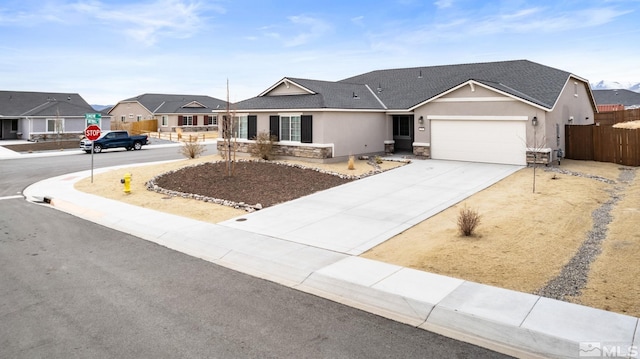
[76,153,640,317]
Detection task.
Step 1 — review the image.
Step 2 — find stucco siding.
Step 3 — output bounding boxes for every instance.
[413,84,539,147]
[545,79,595,153]
[109,102,154,123]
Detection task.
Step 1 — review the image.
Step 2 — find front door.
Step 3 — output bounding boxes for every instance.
[392,115,414,152]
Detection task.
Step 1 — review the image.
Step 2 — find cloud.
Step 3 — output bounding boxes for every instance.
[283,15,332,47]
[434,0,453,9]
[69,0,218,46]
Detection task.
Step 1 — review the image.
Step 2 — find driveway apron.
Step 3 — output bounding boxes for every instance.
[219,160,522,255]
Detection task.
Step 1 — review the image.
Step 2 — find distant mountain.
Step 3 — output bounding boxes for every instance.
[91,104,112,112]
[591,80,640,92]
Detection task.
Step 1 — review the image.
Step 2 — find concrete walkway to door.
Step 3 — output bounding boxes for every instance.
[220,160,522,255]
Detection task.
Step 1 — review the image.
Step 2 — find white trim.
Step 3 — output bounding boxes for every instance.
[365,84,388,110]
[427,115,529,121]
[408,80,551,112]
[432,97,518,103]
[412,142,430,147]
[237,108,386,113]
[258,78,316,97]
[384,140,395,144]
[277,112,302,116]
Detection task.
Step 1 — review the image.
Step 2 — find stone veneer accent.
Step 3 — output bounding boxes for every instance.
[526,148,552,165]
[29,132,83,142]
[384,140,394,154]
[412,143,431,158]
[216,139,333,160]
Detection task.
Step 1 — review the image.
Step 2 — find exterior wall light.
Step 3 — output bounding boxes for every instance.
[532,116,538,127]
[418,116,424,124]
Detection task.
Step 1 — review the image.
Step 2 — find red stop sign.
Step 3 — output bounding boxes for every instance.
[85,125,101,141]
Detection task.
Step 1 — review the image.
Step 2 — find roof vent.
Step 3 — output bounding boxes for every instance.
[67,96,71,101]
[377,83,382,93]
[352,92,359,99]
[418,70,423,79]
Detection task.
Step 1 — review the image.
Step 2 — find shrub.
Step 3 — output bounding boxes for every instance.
[457,205,481,236]
[251,131,276,160]
[375,155,383,164]
[348,155,355,170]
[180,137,206,159]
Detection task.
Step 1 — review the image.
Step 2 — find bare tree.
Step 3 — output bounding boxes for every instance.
[220,79,238,176]
[528,118,547,193]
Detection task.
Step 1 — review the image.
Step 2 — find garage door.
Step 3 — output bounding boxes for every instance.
[431,117,527,165]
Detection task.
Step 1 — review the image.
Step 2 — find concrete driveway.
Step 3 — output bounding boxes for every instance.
[220,160,522,255]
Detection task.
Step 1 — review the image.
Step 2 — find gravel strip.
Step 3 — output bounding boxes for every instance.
[535,166,637,300]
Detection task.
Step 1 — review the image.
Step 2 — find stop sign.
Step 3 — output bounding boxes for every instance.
[85,125,101,141]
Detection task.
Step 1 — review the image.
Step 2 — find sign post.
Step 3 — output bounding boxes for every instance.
[84,124,101,183]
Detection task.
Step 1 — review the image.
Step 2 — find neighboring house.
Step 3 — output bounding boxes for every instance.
[0,90,109,141]
[593,89,640,111]
[228,60,596,165]
[108,93,228,132]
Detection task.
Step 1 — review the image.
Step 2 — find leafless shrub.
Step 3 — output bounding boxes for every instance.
[180,137,206,159]
[348,155,355,170]
[457,205,481,237]
[251,131,276,160]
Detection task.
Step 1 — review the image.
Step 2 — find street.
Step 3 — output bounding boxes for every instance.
[0,146,510,358]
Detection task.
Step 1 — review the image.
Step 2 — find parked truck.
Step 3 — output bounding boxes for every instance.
[80,130,148,153]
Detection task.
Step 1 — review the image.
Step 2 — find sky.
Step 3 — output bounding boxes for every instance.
[1,0,639,105]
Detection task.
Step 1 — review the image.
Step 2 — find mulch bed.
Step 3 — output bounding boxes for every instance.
[153,161,353,208]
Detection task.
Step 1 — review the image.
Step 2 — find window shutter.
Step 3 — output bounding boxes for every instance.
[301,115,313,143]
[269,115,280,141]
[178,115,183,126]
[248,115,257,139]
[193,115,198,126]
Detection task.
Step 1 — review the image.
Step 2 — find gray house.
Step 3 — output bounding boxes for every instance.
[593,89,640,110]
[0,90,109,141]
[227,60,596,165]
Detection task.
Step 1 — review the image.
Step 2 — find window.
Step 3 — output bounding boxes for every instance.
[280,115,301,141]
[206,115,217,125]
[46,118,64,133]
[161,115,168,126]
[393,115,411,137]
[574,82,578,97]
[183,115,193,126]
[234,115,248,139]
[120,115,126,122]
[129,114,134,119]
[136,115,142,122]
[11,119,18,132]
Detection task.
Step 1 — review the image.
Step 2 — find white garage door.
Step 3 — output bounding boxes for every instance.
[431,117,527,165]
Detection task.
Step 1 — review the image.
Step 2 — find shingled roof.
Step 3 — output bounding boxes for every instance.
[592,89,640,107]
[237,60,584,112]
[117,93,228,114]
[0,90,94,117]
[340,60,573,110]
[235,78,385,110]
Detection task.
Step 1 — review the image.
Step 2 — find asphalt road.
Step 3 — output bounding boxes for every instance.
[0,146,511,358]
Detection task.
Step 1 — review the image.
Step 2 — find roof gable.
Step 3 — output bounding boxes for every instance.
[115,93,228,114]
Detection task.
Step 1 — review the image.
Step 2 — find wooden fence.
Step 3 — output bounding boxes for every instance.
[111,119,158,134]
[565,124,640,166]
[594,108,640,126]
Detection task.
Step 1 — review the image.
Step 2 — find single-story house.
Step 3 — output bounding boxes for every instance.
[593,89,640,111]
[226,60,596,165]
[108,93,228,133]
[0,90,109,141]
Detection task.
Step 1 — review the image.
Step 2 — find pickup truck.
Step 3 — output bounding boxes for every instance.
[80,130,148,153]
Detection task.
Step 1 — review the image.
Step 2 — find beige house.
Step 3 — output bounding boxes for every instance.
[108,93,228,133]
[228,60,597,165]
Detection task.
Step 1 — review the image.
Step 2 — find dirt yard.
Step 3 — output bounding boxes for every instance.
[74,154,640,317]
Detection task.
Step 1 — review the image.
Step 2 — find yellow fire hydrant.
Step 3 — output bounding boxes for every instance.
[120,173,132,194]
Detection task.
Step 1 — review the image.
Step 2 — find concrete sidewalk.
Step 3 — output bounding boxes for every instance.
[22,161,640,359]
